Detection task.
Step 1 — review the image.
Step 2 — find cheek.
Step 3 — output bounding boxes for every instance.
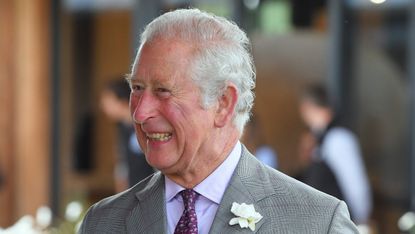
[129,96,139,115]
[170,104,213,143]
[134,128,148,154]
[163,100,204,128]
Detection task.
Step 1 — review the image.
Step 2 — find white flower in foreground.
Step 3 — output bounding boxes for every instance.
[1,215,38,234]
[398,211,415,231]
[65,201,83,222]
[36,206,52,228]
[229,202,263,231]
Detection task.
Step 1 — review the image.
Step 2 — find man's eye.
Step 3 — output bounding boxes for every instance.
[131,84,144,94]
[156,88,169,93]
[155,88,171,98]
[132,85,143,91]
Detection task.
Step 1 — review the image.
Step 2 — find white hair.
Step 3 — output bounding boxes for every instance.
[131,8,256,133]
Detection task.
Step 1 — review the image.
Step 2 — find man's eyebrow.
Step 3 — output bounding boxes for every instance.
[152,79,165,87]
[124,73,133,83]
[127,73,144,83]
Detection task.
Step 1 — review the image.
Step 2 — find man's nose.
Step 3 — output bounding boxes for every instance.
[131,91,157,124]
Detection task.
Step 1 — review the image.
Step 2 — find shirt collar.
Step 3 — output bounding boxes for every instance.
[165,141,241,204]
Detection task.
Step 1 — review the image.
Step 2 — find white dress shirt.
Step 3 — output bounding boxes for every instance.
[165,141,241,234]
[321,127,372,224]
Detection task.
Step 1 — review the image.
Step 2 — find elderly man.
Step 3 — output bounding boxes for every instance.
[79,8,358,233]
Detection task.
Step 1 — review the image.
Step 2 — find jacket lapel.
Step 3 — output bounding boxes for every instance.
[126,172,167,233]
[209,146,271,233]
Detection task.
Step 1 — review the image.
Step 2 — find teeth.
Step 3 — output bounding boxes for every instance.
[146,132,172,141]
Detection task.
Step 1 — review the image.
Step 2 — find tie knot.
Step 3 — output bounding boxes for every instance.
[175,189,199,234]
[180,189,198,210]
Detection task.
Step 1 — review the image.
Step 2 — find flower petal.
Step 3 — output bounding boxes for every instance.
[229,217,240,226]
[238,218,249,228]
[229,202,263,231]
[252,212,263,222]
[248,221,256,231]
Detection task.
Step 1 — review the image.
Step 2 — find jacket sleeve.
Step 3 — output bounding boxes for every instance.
[77,203,97,234]
[328,201,360,234]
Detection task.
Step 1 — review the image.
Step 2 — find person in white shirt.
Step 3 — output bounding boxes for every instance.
[299,84,373,225]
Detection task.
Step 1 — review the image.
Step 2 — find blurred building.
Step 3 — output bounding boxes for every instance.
[1,0,415,233]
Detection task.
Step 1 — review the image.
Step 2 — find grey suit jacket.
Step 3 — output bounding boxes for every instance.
[79,146,358,233]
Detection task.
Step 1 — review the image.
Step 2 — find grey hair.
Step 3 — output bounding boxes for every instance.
[131,8,256,133]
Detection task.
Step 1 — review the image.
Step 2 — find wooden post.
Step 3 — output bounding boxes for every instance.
[0,0,52,223]
[0,0,16,227]
[14,0,51,218]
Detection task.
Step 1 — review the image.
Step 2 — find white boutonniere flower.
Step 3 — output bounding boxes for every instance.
[229,202,263,231]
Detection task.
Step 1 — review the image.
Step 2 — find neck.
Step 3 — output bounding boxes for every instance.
[167,127,240,188]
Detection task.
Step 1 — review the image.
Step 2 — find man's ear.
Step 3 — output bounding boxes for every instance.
[214,84,238,128]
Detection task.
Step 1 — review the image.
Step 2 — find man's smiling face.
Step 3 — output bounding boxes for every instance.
[129,38,218,176]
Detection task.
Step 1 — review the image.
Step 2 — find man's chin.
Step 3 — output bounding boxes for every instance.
[146,157,175,172]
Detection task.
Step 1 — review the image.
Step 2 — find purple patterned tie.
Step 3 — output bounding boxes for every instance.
[174,189,199,234]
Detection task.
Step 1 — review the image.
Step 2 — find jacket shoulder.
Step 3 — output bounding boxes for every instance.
[239,148,358,233]
[78,172,161,233]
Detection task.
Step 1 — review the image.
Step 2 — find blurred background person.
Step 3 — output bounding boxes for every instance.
[298,84,372,226]
[243,116,278,169]
[100,79,154,192]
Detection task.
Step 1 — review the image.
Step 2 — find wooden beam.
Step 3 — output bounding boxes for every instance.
[13,0,51,219]
[0,0,16,227]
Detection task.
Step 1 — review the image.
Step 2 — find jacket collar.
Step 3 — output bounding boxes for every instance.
[126,172,167,233]
[209,145,274,233]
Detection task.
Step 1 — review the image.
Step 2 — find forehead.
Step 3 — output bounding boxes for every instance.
[131,38,196,83]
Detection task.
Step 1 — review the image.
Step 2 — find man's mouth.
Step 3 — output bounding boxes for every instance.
[146,132,172,142]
